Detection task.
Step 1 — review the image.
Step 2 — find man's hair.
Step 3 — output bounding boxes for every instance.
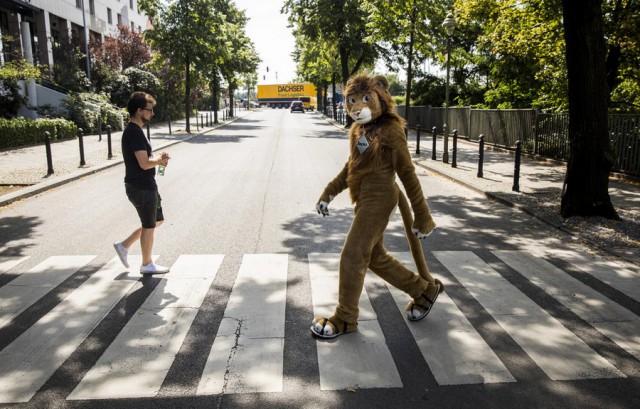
[127,91,156,116]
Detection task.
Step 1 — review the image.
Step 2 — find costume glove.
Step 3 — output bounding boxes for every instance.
[316,201,330,217]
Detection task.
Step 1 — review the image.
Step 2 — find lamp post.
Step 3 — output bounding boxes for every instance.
[441,12,456,163]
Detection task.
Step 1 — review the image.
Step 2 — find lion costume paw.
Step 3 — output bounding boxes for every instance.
[405,279,444,321]
[310,316,356,339]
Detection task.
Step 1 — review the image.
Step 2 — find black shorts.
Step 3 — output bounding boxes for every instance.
[125,184,164,228]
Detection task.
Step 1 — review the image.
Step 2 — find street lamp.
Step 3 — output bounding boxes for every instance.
[441,12,456,163]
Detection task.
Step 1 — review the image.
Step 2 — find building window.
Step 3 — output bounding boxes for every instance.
[130,0,134,10]
[117,13,122,26]
[76,0,82,8]
[89,0,95,16]
[131,21,135,31]
[107,8,112,24]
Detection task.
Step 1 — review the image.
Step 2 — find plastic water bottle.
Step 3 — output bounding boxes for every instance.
[157,165,165,176]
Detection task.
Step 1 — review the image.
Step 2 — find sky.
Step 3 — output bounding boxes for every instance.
[233,0,298,85]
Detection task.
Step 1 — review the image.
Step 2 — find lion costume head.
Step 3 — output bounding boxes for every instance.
[345,73,403,125]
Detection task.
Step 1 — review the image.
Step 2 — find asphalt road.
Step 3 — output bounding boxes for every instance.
[0,109,638,408]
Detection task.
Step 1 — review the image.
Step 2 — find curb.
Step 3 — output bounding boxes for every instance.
[0,113,247,208]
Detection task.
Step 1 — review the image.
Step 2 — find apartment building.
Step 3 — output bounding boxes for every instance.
[0,0,149,72]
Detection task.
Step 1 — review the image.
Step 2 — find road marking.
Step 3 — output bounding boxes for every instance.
[494,250,640,362]
[197,254,288,395]
[0,255,95,330]
[69,255,224,400]
[385,252,515,385]
[434,251,624,381]
[0,256,29,275]
[0,256,143,403]
[543,248,640,303]
[307,253,402,391]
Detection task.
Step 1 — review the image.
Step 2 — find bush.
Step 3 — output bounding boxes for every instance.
[0,117,77,149]
[62,92,126,134]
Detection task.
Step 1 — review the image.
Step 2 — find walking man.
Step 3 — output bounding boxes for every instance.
[113,91,171,274]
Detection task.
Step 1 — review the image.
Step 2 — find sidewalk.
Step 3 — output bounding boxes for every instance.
[0,109,251,207]
[404,129,639,266]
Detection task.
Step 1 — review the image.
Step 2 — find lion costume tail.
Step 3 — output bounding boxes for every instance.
[397,188,441,289]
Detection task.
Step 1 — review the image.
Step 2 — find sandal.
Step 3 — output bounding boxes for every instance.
[310,317,347,339]
[406,280,442,321]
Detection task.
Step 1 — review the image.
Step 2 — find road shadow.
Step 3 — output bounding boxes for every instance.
[0,215,40,256]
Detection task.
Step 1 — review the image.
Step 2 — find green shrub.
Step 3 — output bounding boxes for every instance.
[62,92,125,133]
[0,117,77,149]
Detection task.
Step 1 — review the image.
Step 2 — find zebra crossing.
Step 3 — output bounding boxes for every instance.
[0,249,638,403]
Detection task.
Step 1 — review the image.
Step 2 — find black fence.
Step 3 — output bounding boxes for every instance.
[398,106,640,176]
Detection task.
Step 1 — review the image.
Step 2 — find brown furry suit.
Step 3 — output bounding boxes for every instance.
[311,73,443,338]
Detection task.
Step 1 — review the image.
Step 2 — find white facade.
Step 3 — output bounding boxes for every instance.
[0,0,149,72]
[0,0,149,117]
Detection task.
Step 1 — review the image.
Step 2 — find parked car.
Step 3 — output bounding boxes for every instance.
[290,101,304,113]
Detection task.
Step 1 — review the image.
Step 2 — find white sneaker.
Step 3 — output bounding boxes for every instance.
[140,262,170,274]
[113,242,129,268]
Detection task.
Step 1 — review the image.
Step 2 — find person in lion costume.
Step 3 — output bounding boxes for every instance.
[311,72,444,339]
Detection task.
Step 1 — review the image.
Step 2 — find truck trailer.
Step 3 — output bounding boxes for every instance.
[257,83,317,110]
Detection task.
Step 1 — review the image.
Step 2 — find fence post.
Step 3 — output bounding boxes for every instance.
[431,126,437,160]
[106,125,113,159]
[44,131,54,175]
[415,124,421,154]
[168,115,172,135]
[78,128,86,166]
[513,140,522,192]
[477,134,484,178]
[452,129,458,168]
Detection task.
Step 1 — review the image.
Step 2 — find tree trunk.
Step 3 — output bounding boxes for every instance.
[212,73,219,124]
[560,0,619,219]
[404,29,414,129]
[185,54,191,134]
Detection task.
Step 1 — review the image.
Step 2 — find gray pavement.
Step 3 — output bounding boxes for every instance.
[1,109,638,266]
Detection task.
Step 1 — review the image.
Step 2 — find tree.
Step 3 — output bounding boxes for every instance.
[284,0,378,122]
[364,0,444,121]
[560,0,619,219]
[0,59,41,118]
[147,0,225,133]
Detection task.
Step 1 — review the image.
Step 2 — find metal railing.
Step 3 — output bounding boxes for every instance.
[398,106,640,176]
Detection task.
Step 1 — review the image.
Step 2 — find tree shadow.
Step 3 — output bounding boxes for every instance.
[0,215,41,256]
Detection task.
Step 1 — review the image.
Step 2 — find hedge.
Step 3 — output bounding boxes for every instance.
[0,117,77,149]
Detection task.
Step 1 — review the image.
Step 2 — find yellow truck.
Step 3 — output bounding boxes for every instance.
[257,83,317,110]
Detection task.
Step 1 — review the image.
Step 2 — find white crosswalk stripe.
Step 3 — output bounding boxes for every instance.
[434,251,625,381]
[308,252,403,391]
[197,254,288,395]
[69,255,224,400]
[493,250,640,362]
[388,253,516,385]
[0,255,95,331]
[0,256,29,275]
[0,256,144,403]
[0,250,635,403]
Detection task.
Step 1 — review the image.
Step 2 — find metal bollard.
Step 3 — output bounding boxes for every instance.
[443,124,449,164]
[44,131,54,175]
[107,125,113,159]
[431,126,437,160]
[477,134,485,178]
[168,115,172,135]
[415,124,421,154]
[200,113,203,129]
[452,129,458,168]
[98,115,102,142]
[513,140,522,192]
[78,128,86,166]
[146,122,150,140]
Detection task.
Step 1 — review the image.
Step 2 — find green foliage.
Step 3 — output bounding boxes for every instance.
[0,59,41,118]
[62,92,125,134]
[0,117,77,149]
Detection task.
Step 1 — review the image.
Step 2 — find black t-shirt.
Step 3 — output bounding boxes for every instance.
[122,122,157,190]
